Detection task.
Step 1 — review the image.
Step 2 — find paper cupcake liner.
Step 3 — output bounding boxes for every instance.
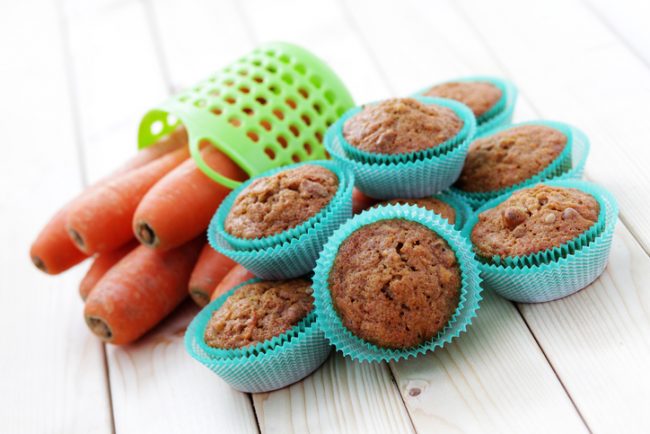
[451,121,589,209]
[312,204,483,362]
[213,160,353,251]
[436,190,474,231]
[413,76,518,137]
[463,179,618,303]
[337,97,476,164]
[326,118,477,199]
[184,279,331,393]
[208,164,354,280]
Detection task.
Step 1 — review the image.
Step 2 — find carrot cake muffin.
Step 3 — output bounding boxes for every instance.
[329,220,461,349]
[424,81,502,118]
[455,125,567,193]
[471,185,600,259]
[224,165,338,239]
[343,98,463,155]
[377,198,456,224]
[204,279,314,349]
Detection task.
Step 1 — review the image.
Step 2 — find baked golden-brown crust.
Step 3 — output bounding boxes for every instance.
[329,220,461,349]
[204,279,314,349]
[471,185,600,258]
[225,165,338,239]
[455,125,567,193]
[343,98,463,155]
[424,81,502,118]
[377,198,456,224]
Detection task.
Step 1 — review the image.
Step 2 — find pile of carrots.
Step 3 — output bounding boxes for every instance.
[30,127,255,345]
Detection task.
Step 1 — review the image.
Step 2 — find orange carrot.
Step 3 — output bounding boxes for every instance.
[188,244,237,307]
[79,240,138,301]
[84,237,203,345]
[67,147,189,254]
[209,264,256,302]
[30,129,188,274]
[352,188,378,214]
[133,145,248,251]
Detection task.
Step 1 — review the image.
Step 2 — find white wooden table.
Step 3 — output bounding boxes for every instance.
[2,0,650,432]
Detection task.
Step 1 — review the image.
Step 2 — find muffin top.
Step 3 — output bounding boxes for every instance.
[204,279,314,349]
[343,98,463,155]
[424,81,502,118]
[225,165,338,239]
[377,197,456,225]
[471,185,600,259]
[455,125,567,193]
[329,219,461,349]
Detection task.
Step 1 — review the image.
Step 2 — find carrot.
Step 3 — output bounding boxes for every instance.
[188,244,237,307]
[352,188,378,214]
[67,147,189,254]
[84,237,203,345]
[133,145,247,251]
[79,240,138,301]
[209,264,256,302]
[30,129,188,274]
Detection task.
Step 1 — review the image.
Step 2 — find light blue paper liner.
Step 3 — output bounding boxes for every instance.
[213,160,352,251]
[185,278,331,393]
[463,179,618,303]
[338,97,476,164]
[414,76,518,136]
[312,204,483,362]
[325,115,477,199]
[451,121,589,209]
[209,163,354,279]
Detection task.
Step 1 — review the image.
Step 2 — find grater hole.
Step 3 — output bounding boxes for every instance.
[167,114,178,125]
[315,131,323,143]
[225,96,236,105]
[304,142,312,155]
[281,73,293,85]
[269,84,281,95]
[324,150,331,159]
[266,64,277,73]
[324,90,336,104]
[301,114,311,126]
[289,124,300,137]
[310,75,322,88]
[278,53,291,64]
[212,107,223,116]
[252,59,262,66]
[238,86,250,94]
[292,153,301,163]
[150,121,164,135]
[194,99,207,108]
[277,135,288,148]
[253,75,264,83]
[237,69,248,76]
[313,102,322,114]
[242,107,254,116]
[264,147,276,160]
[256,96,267,105]
[260,120,272,131]
[336,106,346,117]
[247,131,259,142]
[295,63,306,75]
[265,50,276,57]
[224,79,234,87]
[326,118,335,127]
[298,88,309,99]
[229,117,241,127]
[286,98,297,109]
[209,89,221,97]
[273,109,284,120]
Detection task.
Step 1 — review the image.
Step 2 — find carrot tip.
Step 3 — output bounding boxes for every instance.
[31,256,47,273]
[86,316,113,341]
[69,228,85,250]
[136,222,157,247]
[189,288,210,307]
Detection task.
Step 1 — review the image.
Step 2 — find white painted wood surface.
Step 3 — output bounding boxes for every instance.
[3,0,650,433]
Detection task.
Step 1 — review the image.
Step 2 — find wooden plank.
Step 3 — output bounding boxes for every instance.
[0,1,112,433]
[253,354,414,434]
[61,1,259,432]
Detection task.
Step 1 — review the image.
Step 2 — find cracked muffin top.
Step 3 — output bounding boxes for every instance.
[204,279,314,349]
[377,197,457,225]
[343,98,463,155]
[424,81,502,118]
[329,219,461,349]
[225,165,338,239]
[471,185,600,259]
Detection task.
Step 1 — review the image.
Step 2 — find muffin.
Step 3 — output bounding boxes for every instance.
[224,165,338,239]
[328,219,461,349]
[204,279,314,349]
[455,125,568,193]
[424,81,502,118]
[377,197,456,224]
[471,185,600,259]
[343,97,463,155]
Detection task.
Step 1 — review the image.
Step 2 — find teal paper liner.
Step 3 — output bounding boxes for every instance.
[185,278,331,393]
[312,204,483,362]
[325,114,477,199]
[451,121,590,209]
[436,190,474,231]
[414,76,518,136]
[213,160,352,251]
[462,179,618,303]
[338,97,476,164]
[209,163,355,279]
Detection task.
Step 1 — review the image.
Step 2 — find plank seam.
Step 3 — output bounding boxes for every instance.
[140,0,176,94]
